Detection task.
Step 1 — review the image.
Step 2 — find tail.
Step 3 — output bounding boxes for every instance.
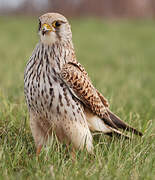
[107,109,143,136]
[105,130,130,140]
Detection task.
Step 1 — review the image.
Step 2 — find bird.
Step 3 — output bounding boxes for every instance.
[24,12,142,156]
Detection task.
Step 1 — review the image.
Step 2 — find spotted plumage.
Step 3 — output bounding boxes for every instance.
[24,13,142,155]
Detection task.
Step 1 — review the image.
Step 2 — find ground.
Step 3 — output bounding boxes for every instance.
[0,16,155,180]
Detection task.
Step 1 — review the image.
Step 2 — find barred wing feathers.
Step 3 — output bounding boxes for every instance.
[61,62,142,136]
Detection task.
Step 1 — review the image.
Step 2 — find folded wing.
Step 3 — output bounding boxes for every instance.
[61,61,142,137]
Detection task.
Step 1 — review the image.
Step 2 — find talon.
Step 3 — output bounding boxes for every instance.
[36,144,43,156]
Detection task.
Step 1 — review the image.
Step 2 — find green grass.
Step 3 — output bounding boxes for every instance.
[0,16,155,179]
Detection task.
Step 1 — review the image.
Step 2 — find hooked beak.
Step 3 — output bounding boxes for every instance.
[41,23,53,35]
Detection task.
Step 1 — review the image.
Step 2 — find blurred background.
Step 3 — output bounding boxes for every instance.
[0,1,155,178]
[0,0,155,118]
[1,0,155,18]
[0,0,155,105]
[0,0,155,107]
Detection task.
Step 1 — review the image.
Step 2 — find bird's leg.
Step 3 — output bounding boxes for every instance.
[66,144,76,161]
[71,147,76,161]
[36,144,43,156]
[29,111,46,156]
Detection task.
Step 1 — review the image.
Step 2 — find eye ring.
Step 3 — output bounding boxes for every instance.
[52,21,61,28]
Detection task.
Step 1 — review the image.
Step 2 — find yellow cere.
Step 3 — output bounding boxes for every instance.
[42,23,52,31]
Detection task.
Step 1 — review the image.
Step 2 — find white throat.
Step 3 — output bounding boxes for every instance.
[39,31,57,45]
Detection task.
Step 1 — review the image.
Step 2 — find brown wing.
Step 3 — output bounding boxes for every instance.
[96,90,109,108]
[61,62,118,129]
[61,62,143,137]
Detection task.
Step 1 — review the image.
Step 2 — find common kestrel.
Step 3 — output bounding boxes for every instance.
[24,13,142,155]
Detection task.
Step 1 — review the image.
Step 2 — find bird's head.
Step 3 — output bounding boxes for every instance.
[38,13,72,45]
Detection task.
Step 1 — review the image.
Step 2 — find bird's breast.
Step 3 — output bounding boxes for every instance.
[24,58,79,121]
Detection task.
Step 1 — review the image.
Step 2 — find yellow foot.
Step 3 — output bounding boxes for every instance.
[36,144,42,156]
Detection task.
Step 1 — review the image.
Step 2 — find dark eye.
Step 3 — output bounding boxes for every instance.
[38,19,41,31]
[52,21,61,28]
